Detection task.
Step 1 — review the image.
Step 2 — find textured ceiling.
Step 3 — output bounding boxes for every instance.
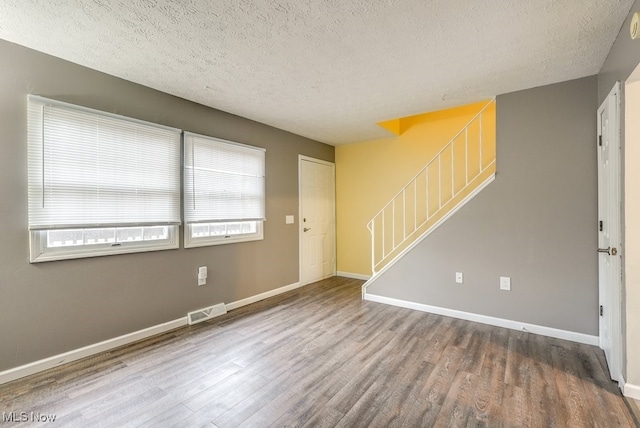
[0,0,634,145]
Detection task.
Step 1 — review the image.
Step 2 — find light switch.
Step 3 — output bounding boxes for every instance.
[285,215,295,224]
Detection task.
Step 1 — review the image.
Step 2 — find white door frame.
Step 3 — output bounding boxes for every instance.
[597,81,623,385]
[298,155,337,285]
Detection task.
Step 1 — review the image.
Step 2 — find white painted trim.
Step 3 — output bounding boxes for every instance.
[183,221,264,248]
[225,282,302,311]
[0,318,187,385]
[299,273,336,287]
[337,271,371,281]
[0,280,302,385]
[363,292,599,346]
[30,226,180,263]
[298,155,335,167]
[298,155,337,286]
[362,173,496,295]
[623,381,640,400]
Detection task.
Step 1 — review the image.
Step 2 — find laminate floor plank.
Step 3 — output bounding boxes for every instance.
[550,343,595,426]
[321,332,404,415]
[230,340,357,428]
[300,407,344,428]
[135,403,193,428]
[433,369,477,427]
[421,316,459,364]
[82,386,168,427]
[333,332,435,428]
[571,344,635,426]
[504,331,530,388]
[470,340,504,426]
[499,383,529,427]
[181,369,271,413]
[214,339,349,426]
[264,358,354,428]
[0,276,634,427]
[458,326,491,376]
[525,334,562,427]
[115,392,192,428]
[367,359,436,428]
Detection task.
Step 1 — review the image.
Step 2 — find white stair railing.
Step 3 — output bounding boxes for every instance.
[367,99,496,274]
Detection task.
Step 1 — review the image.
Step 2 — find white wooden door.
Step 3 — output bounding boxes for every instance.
[597,82,622,383]
[299,157,335,285]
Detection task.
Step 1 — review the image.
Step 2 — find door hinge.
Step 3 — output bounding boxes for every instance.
[600,305,603,316]
[599,135,602,146]
[599,220,603,232]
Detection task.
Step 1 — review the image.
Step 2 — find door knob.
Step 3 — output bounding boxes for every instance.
[303,227,311,232]
[598,247,618,255]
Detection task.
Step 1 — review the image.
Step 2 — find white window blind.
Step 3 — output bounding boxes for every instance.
[27,95,182,230]
[184,132,265,224]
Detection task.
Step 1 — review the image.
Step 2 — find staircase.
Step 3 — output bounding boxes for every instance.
[365,99,496,282]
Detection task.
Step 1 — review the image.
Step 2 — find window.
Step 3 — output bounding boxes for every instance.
[183,132,265,248]
[27,96,181,262]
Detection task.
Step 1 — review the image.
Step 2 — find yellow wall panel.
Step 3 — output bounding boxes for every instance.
[336,100,496,275]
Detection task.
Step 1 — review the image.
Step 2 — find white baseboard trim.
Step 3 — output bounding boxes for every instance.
[0,318,187,385]
[225,281,301,311]
[337,271,371,281]
[623,380,640,400]
[0,280,302,386]
[301,273,337,287]
[363,173,496,293]
[364,292,599,346]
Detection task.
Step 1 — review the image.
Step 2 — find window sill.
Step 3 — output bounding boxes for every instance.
[184,233,264,249]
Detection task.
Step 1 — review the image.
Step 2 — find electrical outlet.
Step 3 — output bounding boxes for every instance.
[198,266,207,286]
[455,272,463,283]
[500,276,511,291]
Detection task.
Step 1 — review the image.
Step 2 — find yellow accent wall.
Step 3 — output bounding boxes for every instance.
[336,101,496,276]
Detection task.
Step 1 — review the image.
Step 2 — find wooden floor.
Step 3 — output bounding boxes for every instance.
[0,277,636,427]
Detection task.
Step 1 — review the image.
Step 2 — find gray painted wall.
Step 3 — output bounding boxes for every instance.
[367,76,599,335]
[0,40,334,372]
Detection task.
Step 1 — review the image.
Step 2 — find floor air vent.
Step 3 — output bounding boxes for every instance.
[187,303,227,325]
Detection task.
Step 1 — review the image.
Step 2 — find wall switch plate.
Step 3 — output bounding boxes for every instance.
[285,215,295,224]
[198,266,207,286]
[455,272,463,283]
[500,276,511,291]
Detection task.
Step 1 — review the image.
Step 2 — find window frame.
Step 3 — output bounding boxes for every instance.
[184,221,263,248]
[30,225,179,263]
[183,132,266,249]
[27,95,182,263]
